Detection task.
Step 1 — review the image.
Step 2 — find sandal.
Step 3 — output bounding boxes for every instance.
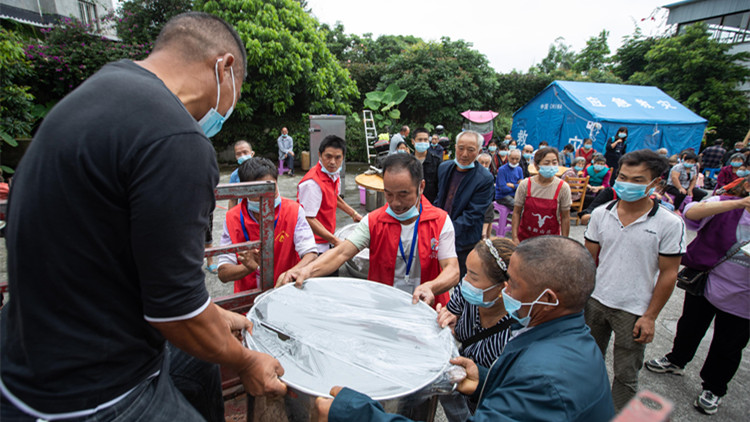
[206,264,218,274]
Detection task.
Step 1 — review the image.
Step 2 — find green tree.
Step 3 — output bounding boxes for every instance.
[0,28,38,172]
[532,37,575,74]
[612,28,656,81]
[628,23,750,141]
[379,37,498,130]
[23,17,151,106]
[194,0,359,123]
[573,29,610,73]
[116,0,193,45]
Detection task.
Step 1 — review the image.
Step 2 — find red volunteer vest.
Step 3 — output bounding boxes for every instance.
[368,196,451,307]
[225,198,301,292]
[518,179,564,242]
[298,162,340,244]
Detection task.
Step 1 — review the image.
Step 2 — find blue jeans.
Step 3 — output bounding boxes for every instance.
[1,343,222,421]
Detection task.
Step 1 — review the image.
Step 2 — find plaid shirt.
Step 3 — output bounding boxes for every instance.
[701,145,726,169]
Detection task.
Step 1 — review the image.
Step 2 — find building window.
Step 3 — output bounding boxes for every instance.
[78,1,99,31]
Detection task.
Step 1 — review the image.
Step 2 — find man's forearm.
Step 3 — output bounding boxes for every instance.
[152,303,252,372]
[642,262,679,320]
[337,196,359,219]
[218,263,252,283]
[289,252,317,273]
[305,241,358,278]
[427,258,460,295]
[307,217,337,243]
[685,198,743,220]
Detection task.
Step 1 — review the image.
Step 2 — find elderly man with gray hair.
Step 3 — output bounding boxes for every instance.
[435,130,494,277]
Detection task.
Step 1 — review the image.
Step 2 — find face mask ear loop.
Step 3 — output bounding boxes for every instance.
[229,65,236,109]
[213,58,223,109]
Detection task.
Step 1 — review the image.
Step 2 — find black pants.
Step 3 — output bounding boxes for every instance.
[665,185,707,210]
[666,293,750,397]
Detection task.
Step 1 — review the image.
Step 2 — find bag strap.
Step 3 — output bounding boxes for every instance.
[710,239,750,271]
[461,317,514,349]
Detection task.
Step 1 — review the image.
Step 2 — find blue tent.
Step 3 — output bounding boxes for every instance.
[511,81,707,156]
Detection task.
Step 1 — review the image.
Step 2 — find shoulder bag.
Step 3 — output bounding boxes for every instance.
[677,240,750,296]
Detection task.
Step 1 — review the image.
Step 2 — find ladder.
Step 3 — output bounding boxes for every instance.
[362,110,379,166]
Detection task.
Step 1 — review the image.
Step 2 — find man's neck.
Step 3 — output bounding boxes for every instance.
[135,53,205,120]
[617,197,653,216]
[414,150,427,160]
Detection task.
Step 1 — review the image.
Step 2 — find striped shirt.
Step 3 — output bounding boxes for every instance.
[447,282,512,367]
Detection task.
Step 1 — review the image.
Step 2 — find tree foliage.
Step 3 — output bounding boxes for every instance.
[572,29,610,73]
[379,38,498,130]
[627,23,750,141]
[1,28,36,145]
[532,37,575,74]
[194,0,359,126]
[115,0,193,45]
[23,17,151,106]
[612,28,656,81]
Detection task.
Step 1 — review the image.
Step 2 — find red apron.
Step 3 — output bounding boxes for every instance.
[518,179,564,242]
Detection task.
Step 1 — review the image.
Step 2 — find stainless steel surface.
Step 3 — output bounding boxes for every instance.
[244,278,458,421]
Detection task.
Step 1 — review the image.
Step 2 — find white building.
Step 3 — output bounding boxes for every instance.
[0,0,117,36]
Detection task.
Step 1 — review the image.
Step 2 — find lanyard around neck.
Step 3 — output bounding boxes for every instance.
[398,204,422,279]
[240,207,278,242]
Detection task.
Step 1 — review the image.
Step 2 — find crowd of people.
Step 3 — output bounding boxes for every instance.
[0,11,747,422]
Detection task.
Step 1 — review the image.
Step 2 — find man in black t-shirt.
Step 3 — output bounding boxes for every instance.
[0,13,285,422]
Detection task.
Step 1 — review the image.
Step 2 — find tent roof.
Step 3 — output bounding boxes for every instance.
[549,81,707,125]
[461,110,498,123]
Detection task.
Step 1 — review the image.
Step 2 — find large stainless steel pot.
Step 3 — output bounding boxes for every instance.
[244,278,460,422]
[333,224,369,279]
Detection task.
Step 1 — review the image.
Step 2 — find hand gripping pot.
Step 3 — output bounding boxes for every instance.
[244,278,465,421]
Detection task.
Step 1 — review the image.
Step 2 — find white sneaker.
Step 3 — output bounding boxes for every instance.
[694,390,721,415]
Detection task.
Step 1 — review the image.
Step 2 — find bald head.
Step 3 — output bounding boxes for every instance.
[153,12,247,78]
[514,236,595,311]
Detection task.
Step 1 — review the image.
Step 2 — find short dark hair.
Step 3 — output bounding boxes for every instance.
[618,149,669,179]
[154,12,247,78]
[238,157,277,182]
[539,141,549,146]
[319,135,346,154]
[412,127,429,138]
[592,153,606,164]
[473,237,515,285]
[583,138,593,144]
[400,125,410,133]
[682,151,698,161]
[534,147,559,165]
[514,236,595,311]
[617,126,628,135]
[714,139,724,146]
[382,152,423,187]
[563,144,575,152]
[234,139,251,149]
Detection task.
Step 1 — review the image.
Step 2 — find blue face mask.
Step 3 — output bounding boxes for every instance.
[460,278,500,308]
[397,149,408,154]
[509,162,519,168]
[683,163,695,169]
[509,145,517,150]
[385,194,421,221]
[523,153,533,160]
[737,169,749,177]
[198,59,236,138]
[415,142,430,153]
[247,195,282,213]
[488,146,497,152]
[237,154,253,165]
[584,144,592,150]
[499,151,509,157]
[730,161,742,168]
[612,180,656,202]
[454,158,475,170]
[501,287,558,328]
[593,164,606,172]
[618,132,627,138]
[319,161,342,176]
[538,165,558,178]
[574,165,583,172]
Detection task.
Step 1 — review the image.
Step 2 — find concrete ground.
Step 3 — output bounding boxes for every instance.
[1,162,747,420]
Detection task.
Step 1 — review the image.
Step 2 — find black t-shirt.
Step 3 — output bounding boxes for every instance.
[419,152,441,203]
[0,60,218,413]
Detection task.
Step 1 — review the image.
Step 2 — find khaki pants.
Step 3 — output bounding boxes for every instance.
[585,298,646,411]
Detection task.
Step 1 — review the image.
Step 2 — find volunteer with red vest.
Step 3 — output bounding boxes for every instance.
[512,147,572,244]
[218,158,318,292]
[281,153,459,307]
[297,135,362,255]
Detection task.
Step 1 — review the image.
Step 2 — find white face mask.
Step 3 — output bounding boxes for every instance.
[197,58,236,138]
